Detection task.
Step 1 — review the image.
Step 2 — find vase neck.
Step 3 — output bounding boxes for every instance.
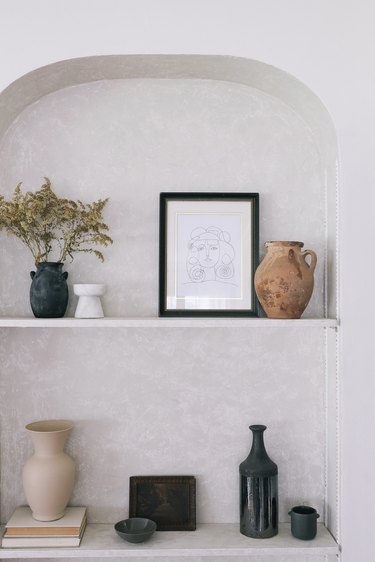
[265,241,303,249]
[249,424,267,455]
[240,424,277,477]
[36,262,63,270]
[26,420,73,455]
[30,429,71,456]
[248,424,277,470]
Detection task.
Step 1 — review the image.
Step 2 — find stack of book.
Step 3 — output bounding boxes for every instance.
[1,506,87,548]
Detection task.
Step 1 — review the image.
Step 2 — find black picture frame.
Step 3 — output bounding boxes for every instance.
[159,192,259,317]
[129,475,196,531]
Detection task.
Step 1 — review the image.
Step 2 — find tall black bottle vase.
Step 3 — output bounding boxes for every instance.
[239,424,278,538]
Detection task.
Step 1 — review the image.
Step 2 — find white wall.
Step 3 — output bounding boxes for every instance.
[0,1,373,560]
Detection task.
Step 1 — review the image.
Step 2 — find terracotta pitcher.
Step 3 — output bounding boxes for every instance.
[254,241,317,319]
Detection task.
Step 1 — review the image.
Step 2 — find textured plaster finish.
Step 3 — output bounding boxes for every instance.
[0,61,337,558]
[0,327,325,526]
[0,54,338,321]
[0,79,325,318]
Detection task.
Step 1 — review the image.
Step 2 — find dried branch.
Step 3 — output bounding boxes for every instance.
[0,178,113,264]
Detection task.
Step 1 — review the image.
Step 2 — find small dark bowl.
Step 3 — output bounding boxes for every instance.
[114,518,157,544]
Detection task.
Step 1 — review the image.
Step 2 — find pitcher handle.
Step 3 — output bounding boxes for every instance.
[302,249,317,272]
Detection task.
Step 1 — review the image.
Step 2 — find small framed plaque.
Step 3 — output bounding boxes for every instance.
[129,475,196,531]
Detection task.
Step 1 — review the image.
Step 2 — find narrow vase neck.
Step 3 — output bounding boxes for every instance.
[30,429,71,456]
[250,424,267,455]
[26,421,73,456]
[36,262,63,270]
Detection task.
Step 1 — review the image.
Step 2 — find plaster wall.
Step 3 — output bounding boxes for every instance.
[0,72,328,529]
[0,78,325,317]
[0,327,325,526]
[0,1,374,561]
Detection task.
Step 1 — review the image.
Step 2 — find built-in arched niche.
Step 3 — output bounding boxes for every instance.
[0,55,338,317]
[0,56,339,541]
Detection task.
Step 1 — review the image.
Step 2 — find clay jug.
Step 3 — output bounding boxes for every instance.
[22,420,75,521]
[255,241,317,319]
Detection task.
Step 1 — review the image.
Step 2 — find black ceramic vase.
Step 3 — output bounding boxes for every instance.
[239,424,278,538]
[30,262,69,318]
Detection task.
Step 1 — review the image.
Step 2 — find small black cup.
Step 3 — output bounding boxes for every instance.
[288,505,320,540]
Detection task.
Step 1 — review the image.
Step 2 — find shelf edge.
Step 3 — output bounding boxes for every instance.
[0,317,339,328]
[0,523,339,558]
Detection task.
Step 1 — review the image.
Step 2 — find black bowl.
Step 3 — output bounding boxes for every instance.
[114,518,157,543]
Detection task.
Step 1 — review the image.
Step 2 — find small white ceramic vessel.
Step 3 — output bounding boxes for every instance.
[73,284,106,318]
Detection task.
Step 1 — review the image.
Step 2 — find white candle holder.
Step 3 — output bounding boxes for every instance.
[73,284,106,318]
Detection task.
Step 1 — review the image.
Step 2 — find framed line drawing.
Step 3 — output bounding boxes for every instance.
[129,475,196,531]
[159,192,259,316]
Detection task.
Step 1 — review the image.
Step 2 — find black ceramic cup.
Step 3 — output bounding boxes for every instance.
[288,505,320,540]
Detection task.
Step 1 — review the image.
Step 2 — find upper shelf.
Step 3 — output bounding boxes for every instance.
[0,317,338,328]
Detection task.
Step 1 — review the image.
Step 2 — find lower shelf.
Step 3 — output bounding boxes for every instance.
[0,523,339,559]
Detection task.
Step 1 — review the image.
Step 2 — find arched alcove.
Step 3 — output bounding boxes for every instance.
[0,55,338,317]
[0,56,339,549]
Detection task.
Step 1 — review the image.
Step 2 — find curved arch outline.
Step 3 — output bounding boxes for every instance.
[0,53,340,538]
[0,54,338,317]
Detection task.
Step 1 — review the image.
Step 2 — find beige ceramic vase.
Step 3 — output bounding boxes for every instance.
[22,420,75,521]
[255,241,317,319]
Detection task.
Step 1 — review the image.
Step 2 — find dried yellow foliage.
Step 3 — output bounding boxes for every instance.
[0,178,113,264]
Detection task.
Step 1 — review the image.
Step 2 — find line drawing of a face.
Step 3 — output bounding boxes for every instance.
[192,237,220,269]
[187,226,235,283]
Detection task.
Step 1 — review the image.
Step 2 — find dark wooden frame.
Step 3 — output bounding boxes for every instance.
[129,475,196,531]
[159,192,259,317]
